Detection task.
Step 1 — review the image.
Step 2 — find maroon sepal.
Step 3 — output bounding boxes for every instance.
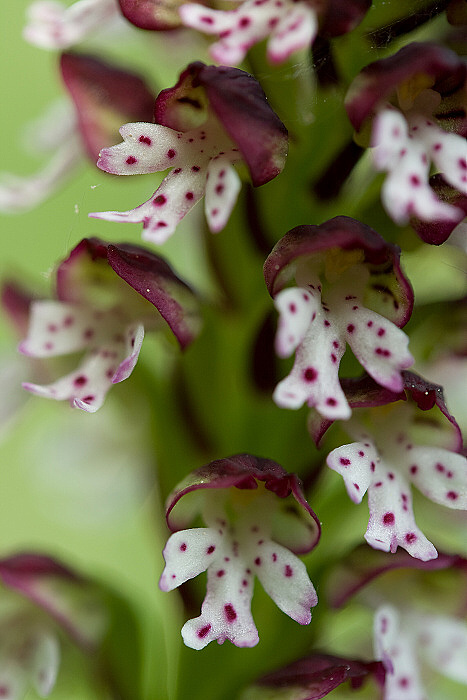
[1,281,36,337]
[253,652,385,698]
[319,0,371,38]
[155,62,288,186]
[55,237,200,349]
[327,544,467,609]
[263,216,413,328]
[165,454,321,553]
[345,41,467,132]
[60,52,155,161]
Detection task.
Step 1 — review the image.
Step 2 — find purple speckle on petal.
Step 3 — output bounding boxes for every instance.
[255,557,261,566]
[347,324,355,333]
[73,375,87,386]
[447,491,458,501]
[153,195,167,206]
[206,545,215,554]
[383,512,395,525]
[197,624,211,638]
[139,135,152,146]
[303,367,317,382]
[217,570,225,577]
[179,543,187,552]
[224,604,237,622]
[340,457,351,466]
[167,149,176,159]
[405,532,417,544]
[284,565,293,577]
[126,156,137,165]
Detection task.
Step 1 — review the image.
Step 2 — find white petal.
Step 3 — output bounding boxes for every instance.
[159,528,222,592]
[273,310,350,419]
[374,605,426,700]
[19,301,108,358]
[267,5,317,64]
[403,446,467,509]
[327,441,380,504]
[274,287,317,358]
[112,324,144,383]
[181,559,258,650]
[414,613,467,684]
[254,540,317,624]
[365,466,437,561]
[413,116,467,195]
[23,0,118,50]
[205,158,241,233]
[29,631,60,697]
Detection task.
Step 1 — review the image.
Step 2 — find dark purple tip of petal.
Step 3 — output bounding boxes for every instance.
[264,216,414,326]
[345,42,467,131]
[1,281,36,337]
[411,175,467,244]
[0,552,80,589]
[165,454,320,551]
[60,52,155,161]
[117,0,183,30]
[327,544,467,608]
[256,652,385,694]
[319,0,371,38]
[106,244,199,349]
[401,370,463,449]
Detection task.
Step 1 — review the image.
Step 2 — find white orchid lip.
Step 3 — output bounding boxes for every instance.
[159,454,320,649]
[264,217,415,420]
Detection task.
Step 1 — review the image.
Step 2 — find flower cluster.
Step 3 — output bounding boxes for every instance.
[2,2,467,700]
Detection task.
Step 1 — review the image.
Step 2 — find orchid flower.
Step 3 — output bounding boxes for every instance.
[0,552,107,699]
[317,372,467,561]
[159,454,320,649]
[263,217,414,421]
[19,238,200,412]
[375,604,467,699]
[179,0,370,66]
[345,42,467,242]
[90,61,288,244]
[0,52,154,214]
[23,0,122,50]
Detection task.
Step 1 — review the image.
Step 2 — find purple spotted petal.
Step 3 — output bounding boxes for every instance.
[18,300,110,358]
[253,652,384,698]
[264,217,413,327]
[327,441,379,504]
[24,0,120,49]
[414,614,467,684]
[402,445,467,510]
[365,468,438,561]
[165,454,320,553]
[60,52,155,162]
[273,306,350,420]
[23,334,135,413]
[204,158,241,233]
[181,561,258,649]
[159,528,221,592]
[274,287,318,358]
[327,544,465,609]
[374,605,425,699]
[345,42,467,132]
[180,1,318,66]
[254,540,317,624]
[0,553,104,651]
[118,0,184,29]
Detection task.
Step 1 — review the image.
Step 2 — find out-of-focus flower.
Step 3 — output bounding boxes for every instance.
[90,61,288,244]
[317,372,467,561]
[159,454,320,649]
[375,604,467,699]
[19,237,201,412]
[179,0,371,66]
[23,0,122,50]
[241,651,384,700]
[345,42,467,240]
[263,217,414,420]
[0,552,107,698]
[117,0,186,30]
[0,52,154,214]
